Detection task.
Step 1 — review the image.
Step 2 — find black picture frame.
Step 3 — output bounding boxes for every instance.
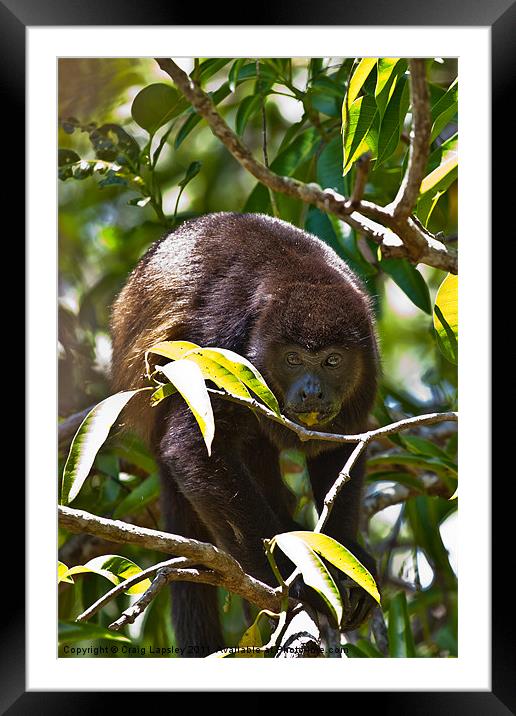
[7,0,507,711]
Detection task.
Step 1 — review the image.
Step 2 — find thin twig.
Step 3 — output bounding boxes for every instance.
[256,59,279,218]
[75,557,193,623]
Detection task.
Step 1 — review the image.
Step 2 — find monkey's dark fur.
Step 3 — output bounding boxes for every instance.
[111,212,379,656]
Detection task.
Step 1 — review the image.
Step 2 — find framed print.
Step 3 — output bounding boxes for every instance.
[4,0,508,709]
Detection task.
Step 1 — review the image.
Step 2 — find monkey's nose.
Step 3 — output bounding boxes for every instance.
[299,376,324,402]
[300,387,323,401]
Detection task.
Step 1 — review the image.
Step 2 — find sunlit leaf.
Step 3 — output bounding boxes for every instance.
[158,360,215,455]
[284,531,380,604]
[343,94,377,175]
[59,555,152,595]
[182,351,252,401]
[58,561,74,584]
[273,532,343,626]
[201,347,280,414]
[433,273,458,365]
[146,340,200,376]
[346,58,377,108]
[61,389,149,505]
[374,58,407,118]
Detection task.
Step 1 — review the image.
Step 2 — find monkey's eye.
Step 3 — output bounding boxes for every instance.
[285,352,302,366]
[325,354,342,368]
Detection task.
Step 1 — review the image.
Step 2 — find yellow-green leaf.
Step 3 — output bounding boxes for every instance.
[346,58,377,108]
[158,359,215,455]
[420,148,458,196]
[273,532,343,626]
[343,95,378,175]
[58,555,151,595]
[433,273,458,365]
[58,561,74,584]
[287,531,380,604]
[182,350,252,401]
[200,347,280,414]
[145,340,200,376]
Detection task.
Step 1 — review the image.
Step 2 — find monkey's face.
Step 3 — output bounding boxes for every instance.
[269,343,364,428]
[247,281,378,434]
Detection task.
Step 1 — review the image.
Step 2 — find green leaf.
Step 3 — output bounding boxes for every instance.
[89,124,140,164]
[178,161,202,188]
[316,135,347,195]
[58,148,81,166]
[235,95,263,135]
[284,531,380,604]
[273,532,343,626]
[200,347,280,414]
[430,78,458,142]
[59,621,131,644]
[433,273,458,364]
[131,83,189,135]
[112,472,160,519]
[348,638,385,658]
[59,555,152,595]
[346,59,377,108]
[376,75,410,166]
[368,452,457,480]
[198,58,231,82]
[229,59,246,92]
[150,382,178,406]
[342,94,377,175]
[388,592,416,657]
[110,434,157,475]
[380,258,432,314]
[158,360,215,455]
[244,128,319,212]
[61,389,148,505]
[401,435,452,461]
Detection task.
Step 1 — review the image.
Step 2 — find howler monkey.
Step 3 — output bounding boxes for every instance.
[110,212,379,656]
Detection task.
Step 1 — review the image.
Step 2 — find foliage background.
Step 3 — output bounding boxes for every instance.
[58,57,458,658]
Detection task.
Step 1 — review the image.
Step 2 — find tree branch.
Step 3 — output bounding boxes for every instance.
[155,57,457,274]
[58,505,281,613]
[390,59,432,221]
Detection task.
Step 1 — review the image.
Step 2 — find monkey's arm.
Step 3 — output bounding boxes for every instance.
[156,401,300,586]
